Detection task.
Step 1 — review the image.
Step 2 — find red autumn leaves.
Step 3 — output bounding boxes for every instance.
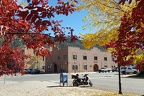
[105,0,144,70]
[0,0,78,76]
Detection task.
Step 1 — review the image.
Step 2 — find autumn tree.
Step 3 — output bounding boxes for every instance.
[78,0,136,48]
[0,0,78,76]
[78,0,144,70]
[104,0,144,68]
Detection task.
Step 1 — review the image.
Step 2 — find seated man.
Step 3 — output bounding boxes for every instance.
[75,74,81,83]
[83,74,89,82]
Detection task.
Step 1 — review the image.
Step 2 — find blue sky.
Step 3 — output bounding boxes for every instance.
[52,11,89,36]
[48,0,89,36]
[18,0,89,36]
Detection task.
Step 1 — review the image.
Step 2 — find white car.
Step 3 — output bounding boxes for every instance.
[99,67,111,73]
[120,66,138,74]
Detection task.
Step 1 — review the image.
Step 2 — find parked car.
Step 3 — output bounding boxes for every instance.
[24,68,40,74]
[120,66,138,74]
[112,67,118,72]
[24,69,31,74]
[99,67,111,73]
[34,69,40,74]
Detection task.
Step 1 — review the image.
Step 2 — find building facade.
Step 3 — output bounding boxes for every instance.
[45,46,117,73]
[23,46,45,70]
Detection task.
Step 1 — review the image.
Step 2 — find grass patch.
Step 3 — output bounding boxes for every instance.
[95,91,138,96]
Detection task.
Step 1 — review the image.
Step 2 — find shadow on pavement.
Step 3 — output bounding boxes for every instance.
[47,86,74,88]
[47,85,92,88]
[125,74,144,79]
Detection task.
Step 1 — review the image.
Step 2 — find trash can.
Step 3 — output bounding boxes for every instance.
[60,72,68,86]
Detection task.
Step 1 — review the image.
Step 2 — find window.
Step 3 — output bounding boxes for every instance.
[104,65,107,67]
[94,56,97,60]
[112,58,115,61]
[104,57,107,61]
[83,65,87,70]
[83,56,87,60]
[57,56,60,60]
[63,55,67,60]
[72,65,78,70]
[128,68,132,70]
[75,65,78,70]
[60,65,65,72]
[73,55,77,59]
[72,65,75,70]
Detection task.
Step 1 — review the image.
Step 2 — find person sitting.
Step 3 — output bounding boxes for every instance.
[83,74,89,82]
[75,74,81,83]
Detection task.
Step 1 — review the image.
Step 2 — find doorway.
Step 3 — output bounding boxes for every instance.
[93,64,99,71]
[54,64,57,73]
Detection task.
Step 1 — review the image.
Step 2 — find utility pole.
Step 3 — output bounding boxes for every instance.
[118,63,122,94]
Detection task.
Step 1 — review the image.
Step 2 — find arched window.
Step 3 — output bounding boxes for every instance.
[103,54,107,61]
[83,53,87,60]
[72,65,78,70]
[72,52,77,60]
[94,56,98,60]
[75,65,78,70]
[83,65,87,70]
[104,57,107,61]
[72,65,75,70]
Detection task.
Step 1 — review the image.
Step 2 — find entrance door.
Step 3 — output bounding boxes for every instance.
[93,64,99,71]
[54,64,57,73]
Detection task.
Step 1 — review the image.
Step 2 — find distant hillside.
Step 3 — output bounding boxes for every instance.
[58,40,84,49]
[0,36,24,48]
[58,40,105,51]
[0,36,105,51]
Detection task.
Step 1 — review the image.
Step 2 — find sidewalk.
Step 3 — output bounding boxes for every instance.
[0,80,139,96]
[0,74,22,84]
[0,79,19,84]
[0,73,139,96]
[0,81,102,96]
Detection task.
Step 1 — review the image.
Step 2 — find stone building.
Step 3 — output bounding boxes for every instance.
[45,46,117,73]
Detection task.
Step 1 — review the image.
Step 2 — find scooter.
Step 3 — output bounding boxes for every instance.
[72,74,93,87]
